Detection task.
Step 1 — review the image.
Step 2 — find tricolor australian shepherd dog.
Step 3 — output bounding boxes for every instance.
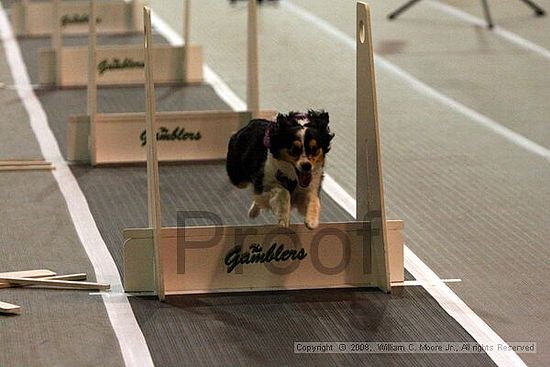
[226,110,334,229]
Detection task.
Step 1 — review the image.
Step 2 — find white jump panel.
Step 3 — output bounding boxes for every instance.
[123,221,404,294]
[39,44,203,86]
[11,0,143,36]
[67,111,253,164]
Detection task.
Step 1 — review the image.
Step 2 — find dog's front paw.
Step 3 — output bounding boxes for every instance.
[278,216,290,228]
[304,217,319,230]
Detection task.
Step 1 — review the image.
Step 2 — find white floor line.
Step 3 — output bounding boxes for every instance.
[392,279,462,287]
[0,6,154,367]
[280,0,550,163]
[152,3,529,367]
[427,0,550,61]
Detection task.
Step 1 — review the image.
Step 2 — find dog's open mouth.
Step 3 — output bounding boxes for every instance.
[296,169,312,188]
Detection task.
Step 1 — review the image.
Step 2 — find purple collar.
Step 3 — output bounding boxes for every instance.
[263,121,275,149]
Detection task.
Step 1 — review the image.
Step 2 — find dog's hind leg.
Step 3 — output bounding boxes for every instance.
[248,202,261,218]
[249,193,271,218]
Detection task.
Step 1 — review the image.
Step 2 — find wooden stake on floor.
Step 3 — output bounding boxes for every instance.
[0,160,51,166]
[0,165,54,172]
[0,160,54,172]
[0,269,56,278]
[0,277,109,290]
[0,273,88,289]
[0,301,21,315]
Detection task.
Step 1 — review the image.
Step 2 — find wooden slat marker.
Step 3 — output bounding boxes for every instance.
[0,273,88,289]
[0,160,54,172]
[0,269,56,278]
[0,277,109,290]
[0,301,21,315]
[0,160,51,166]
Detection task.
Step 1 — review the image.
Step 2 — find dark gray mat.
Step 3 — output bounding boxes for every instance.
[13,17,496,367]
[129,288,495,367]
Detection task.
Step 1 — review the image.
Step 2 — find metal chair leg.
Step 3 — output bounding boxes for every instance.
[387,0,544,27]
[517,0,546,16]
[481,0,495,29]
[388,0,423,20]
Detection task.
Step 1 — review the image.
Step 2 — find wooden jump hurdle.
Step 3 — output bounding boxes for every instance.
[38,0,203,86]
[123,3,405,300]
[67,0,271,165]
[11,0,143,37]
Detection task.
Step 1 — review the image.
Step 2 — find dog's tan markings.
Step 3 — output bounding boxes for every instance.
[248,202,261,218]
[307,139,323,160]
[307,148,324,166]
[308,139,318,151]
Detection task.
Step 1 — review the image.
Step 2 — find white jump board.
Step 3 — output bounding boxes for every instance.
[11,0,143,37]
[68,111,252,164]
[39,44,203,86]
[123,220,404,295]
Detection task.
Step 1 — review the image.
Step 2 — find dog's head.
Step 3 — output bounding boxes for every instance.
[268,110,334,188]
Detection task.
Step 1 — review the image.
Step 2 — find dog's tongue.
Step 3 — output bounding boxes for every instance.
[298,170,312,188]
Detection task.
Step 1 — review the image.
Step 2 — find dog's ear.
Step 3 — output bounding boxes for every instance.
[307,110,334,153]
[269,113,293,157]
[307,110,330,130]
[275,112,295,129]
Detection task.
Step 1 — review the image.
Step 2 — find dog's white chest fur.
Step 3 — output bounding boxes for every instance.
[263,154,296,190]
[248,153,322,229]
